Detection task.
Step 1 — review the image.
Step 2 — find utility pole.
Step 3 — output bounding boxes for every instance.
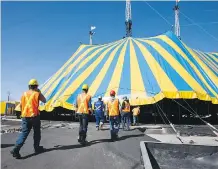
[7,91,10,102]
[174,0,181,39]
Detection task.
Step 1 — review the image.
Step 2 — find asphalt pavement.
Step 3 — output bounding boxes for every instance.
[1,121,157,169]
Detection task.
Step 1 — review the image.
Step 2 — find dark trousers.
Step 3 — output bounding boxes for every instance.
[14,116,41,152]
[78,114,89,138]
[121,112,130,130]
[109,116,120,138]
[95,111,104,127]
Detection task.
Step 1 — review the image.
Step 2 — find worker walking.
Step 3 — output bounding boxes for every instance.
[75,84,92,145]
[10,79,46,159]
[132,106,140,126]
[94,96,105,130]
[106,90,120,141]
[121,96,131,130]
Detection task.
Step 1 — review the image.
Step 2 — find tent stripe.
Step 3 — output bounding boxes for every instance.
[41,45,86,93]
[154,36,217,97]
[63,42,123,103]
[129,39,147,98]
[143,40,207,95]
[47,42,121,104]
[88,41,126,97]
[43,45,105,98]
[105,40,129,97]
[66,44,121,104]
[133,39,177,92]
[94,43,126,98]
[195,51,218,75]
[132,40,161,96]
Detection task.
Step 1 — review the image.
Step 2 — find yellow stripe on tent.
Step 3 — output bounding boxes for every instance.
[129,39,147,98]
[89,41,126,97]
[141,40,208,95]
[133,39,177,92]
[41,45,85,93]
[105,40,129,97]
[159,36,218,98]
[62,43,121,102]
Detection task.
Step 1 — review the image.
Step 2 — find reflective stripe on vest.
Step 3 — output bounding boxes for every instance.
[77,94,90,114]
[95,105,101,110]
[108,99,119,116]
[122,101,130,112]
[22,92,38,117]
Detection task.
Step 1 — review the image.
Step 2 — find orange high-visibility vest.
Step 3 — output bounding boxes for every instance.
[133,107,140,116]
[21,91,40,117]
[122,101,130,112]
[77,93,91,114]
[107,99,119,116]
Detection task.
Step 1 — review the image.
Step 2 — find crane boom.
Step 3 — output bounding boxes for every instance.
[125,0,132,37]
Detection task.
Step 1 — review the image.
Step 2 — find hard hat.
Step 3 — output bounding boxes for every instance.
[82,84,89,90]
[98,96,102,99]
[110,90,116,96]
[29,79,39,86]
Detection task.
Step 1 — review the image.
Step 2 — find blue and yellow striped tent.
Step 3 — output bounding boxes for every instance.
[38,31,217,112]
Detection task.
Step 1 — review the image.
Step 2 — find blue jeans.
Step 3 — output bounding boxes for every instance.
[78,114,89,138]
[14,116,41,151]
[133,115,139,125]
[95,111,104,127]
[121,112,130,130]
[109,116,120,137]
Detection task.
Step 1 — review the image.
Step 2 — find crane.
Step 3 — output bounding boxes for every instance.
[125,0,132,37]
[174,0,181,39]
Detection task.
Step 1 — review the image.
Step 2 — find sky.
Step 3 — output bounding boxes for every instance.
[1,1,218,101]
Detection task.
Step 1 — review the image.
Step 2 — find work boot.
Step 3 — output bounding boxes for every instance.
[34,146,45,154]
[78,135,82,143]
[99,122,103,130]
[10,149,21,159]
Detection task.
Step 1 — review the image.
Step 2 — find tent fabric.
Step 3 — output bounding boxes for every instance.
[37,31,217,112]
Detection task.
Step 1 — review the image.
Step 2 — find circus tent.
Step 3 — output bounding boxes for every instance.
[37,31,217,112]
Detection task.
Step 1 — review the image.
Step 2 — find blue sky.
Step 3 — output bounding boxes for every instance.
[1,1,218,101]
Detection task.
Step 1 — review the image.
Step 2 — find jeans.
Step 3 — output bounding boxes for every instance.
[133,115,139,125]
[95,111,104,127]
[14,116,41,152]
[78,114,89,138]
[121,112,130,130]
[109,116,120,138]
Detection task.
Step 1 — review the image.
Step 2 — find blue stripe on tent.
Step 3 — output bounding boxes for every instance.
[136,39,194,94]
[164,33,218,96]
[117,40,131,96]
[132,40,161,97]
[66,45,119,104]
[45,77,66,102]
[94,43,126,96]
[54,44,117,101]
[151,38,216,96]
[204,53,218,67]
[42,45,91,95]
[44,45,112,101]
[196,52,218,76]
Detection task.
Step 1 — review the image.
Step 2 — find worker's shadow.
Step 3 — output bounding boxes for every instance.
[21,133,144,160]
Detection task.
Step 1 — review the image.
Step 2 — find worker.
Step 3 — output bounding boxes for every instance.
[121,96,131,130]
[10,79,46,159]
[132,106,140,126]
[94,96,105,130]
[75,84,92,145]
[106,90,120,141]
